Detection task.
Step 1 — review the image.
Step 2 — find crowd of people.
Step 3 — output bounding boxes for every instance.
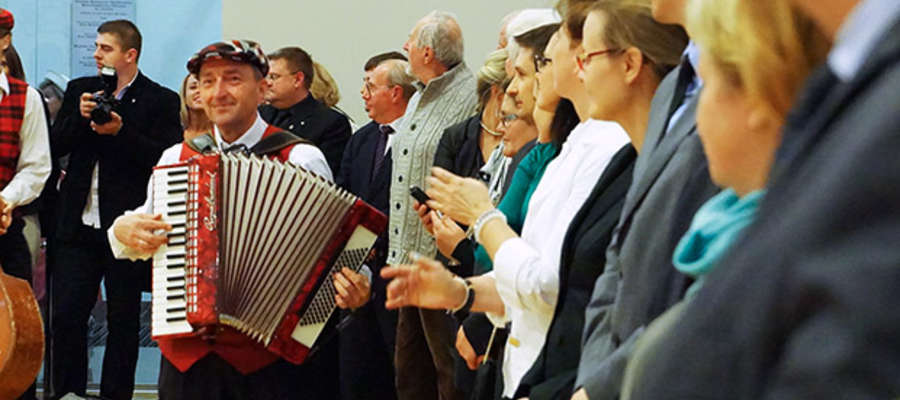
[0,0,898,398]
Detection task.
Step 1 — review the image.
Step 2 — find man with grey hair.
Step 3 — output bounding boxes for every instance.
[333,52,415,400]
[389,9,477,400]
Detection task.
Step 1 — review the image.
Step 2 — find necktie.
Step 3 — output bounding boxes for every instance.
[652,56,696,151]
[667,55,696,122]
[371,125,393,182]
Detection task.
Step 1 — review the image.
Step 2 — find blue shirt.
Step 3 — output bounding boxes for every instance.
[666,42,702,133]
[829,0,900,82]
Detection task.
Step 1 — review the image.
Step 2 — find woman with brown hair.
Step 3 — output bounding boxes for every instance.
[382,1,687,397]
[178,73,212,141]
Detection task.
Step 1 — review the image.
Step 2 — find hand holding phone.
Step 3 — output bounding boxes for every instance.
[410,186,430,209]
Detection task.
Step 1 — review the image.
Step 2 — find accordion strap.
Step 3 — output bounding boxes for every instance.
[185,131,312,157]
[250,130,312,156]
[187,133,217,154]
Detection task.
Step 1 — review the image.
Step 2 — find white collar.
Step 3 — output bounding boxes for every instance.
[213,112,268,150]
[829,0,900,81]
[386,114,405,133]
[0,72,9,96]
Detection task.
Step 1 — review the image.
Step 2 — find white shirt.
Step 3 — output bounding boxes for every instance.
[383,115,404,155]
[0,73,51,208]
[108,113,332,260]
[81,71,139,228]
[486,119,631,397]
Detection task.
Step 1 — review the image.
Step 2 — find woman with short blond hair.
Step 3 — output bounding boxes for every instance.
[620,0,829,397]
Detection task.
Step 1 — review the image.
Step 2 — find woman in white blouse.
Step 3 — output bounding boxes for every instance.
[382,1,685,397]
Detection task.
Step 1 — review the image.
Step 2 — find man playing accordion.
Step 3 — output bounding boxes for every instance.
[107,40,338,399]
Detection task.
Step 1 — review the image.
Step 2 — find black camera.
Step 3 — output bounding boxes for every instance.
[90,66,119,125]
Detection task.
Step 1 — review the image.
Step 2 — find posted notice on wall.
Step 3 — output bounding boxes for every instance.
[70,0,136,79]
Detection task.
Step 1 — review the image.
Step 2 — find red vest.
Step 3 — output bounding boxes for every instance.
[158,124,297,374]
[0,77,28,189]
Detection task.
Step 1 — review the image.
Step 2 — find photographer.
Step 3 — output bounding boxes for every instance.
[48,19,182,400]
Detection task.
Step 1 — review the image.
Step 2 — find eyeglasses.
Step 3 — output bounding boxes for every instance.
[363,80,392,97]
[533,54,552,72]
[576,48,622,70]
[266,70,300,82]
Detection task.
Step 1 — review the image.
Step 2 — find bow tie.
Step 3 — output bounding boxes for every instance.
[224,143,250,156]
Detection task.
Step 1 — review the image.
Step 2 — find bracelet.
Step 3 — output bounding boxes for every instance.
[447,276,472,314]
[471,208,506,244]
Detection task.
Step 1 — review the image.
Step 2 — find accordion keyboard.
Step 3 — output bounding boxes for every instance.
[151,165,194,337]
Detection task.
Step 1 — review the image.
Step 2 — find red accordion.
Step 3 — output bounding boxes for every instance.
[149,153,386,364]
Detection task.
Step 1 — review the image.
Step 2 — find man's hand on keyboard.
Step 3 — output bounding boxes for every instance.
[113,213,172,254]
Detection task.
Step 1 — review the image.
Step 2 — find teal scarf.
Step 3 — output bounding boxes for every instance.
[673,188,765,298]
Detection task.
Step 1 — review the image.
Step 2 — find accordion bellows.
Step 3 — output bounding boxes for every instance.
[150,153,386,364]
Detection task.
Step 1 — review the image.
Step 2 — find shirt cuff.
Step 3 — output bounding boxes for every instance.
[0,188,19,208]
[107,215,154,261]
[492,237,540,310]
[482,271,511,327]
[358,264,373,284]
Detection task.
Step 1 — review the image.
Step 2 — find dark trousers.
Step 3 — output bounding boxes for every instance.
[0,217,38,400]
[159,353,335,400]
[395,307,464,400]
[48,224,148,400]
[338,304,397,400]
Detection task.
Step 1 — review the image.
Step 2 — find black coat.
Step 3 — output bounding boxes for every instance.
[259,95,351,177]
[51,72,182,239]
[434,115,486,179]
[515,145,636,400]
[627,17,900,400]
[335,121,398,400]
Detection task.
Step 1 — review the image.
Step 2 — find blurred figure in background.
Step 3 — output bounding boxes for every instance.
[178,73,212,141]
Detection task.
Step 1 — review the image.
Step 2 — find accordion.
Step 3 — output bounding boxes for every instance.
[149,152,386,364]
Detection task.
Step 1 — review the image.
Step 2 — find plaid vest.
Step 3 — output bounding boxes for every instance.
[0,77,27,190]
[158,123,298,375]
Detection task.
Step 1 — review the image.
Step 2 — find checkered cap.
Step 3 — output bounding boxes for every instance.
[0,9,14,31]
[187,39,269,76]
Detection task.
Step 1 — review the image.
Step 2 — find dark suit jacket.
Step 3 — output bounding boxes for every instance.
[434,115,485,180]
[575,63,720,399]
[516,144,636,400]
[51,72,182,239]
[627,18,900,400]
[336,121,398,400]
[260,95,351,177]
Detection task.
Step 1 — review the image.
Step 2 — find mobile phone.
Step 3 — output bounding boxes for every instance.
[409,185,430,206]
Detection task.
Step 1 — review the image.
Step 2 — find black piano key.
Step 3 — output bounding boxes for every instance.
[168,209,187,217]
[169,188,188,195]
[166,316,187,323]
[167,294,184,300]
[167,200,187,208]
[167,306,187,313]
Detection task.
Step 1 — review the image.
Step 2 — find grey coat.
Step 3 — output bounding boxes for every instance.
[574,62,719,399]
